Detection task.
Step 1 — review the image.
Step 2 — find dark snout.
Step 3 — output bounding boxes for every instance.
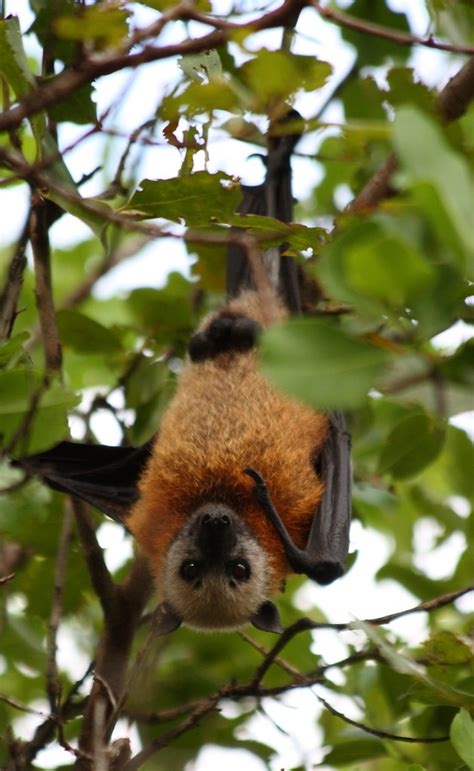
[195,504,237,560]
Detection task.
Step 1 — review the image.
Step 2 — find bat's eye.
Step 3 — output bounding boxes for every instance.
[180,560,200,582]
[229,560,250,582]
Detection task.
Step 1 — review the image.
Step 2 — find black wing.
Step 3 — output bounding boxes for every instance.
[230,111,352,585]
[247,412,351,584]
[14,440,153,522]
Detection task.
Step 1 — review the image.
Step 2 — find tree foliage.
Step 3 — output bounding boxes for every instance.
[0,1,473,769]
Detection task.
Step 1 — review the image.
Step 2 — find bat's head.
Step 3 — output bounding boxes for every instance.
[153,503,282,635]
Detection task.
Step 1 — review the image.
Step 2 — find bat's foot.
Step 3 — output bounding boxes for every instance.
[188,313,261,362]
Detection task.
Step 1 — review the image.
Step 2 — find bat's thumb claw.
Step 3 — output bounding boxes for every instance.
[244,467,264,486]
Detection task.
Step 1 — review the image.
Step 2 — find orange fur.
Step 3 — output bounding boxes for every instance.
[128,290,328,593]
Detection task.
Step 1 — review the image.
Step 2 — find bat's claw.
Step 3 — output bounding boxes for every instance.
[244,468,271,508]
[244,467,265,486]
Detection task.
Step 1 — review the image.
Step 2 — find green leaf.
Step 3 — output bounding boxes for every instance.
[378,413,445,479]
[241,50,331,107]
[393,107,474,274]
[125,357,169,408]
[0,332,29,366]
[30,0,102,66]
[0,16,46,141]
[340,0,411,66]
[56,309,123,354]
[0,369,79,454]
[124,172,240,227]
[49,83,96,124]
[318,218,435,319]
[440,339,474,387]
[0,16,36,97]
[418,425,474,501]
[261,318,389,410]
[39,134,111,243]
[450,709,474,770]
[342,76,386,121]
[355,620,471,708]
[165,79,238,115]
[423,631,472,666]
[127,273,195,342]
[230,213,327,252]
[386,67,435,114]
[54,5,130,48]
[179,49,223,82]
[343,231,433,308]
[322,738,386,766]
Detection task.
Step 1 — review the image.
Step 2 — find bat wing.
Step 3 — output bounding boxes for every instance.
[13,440,153,522]
[246,415,352,586]
[308,410,352,583]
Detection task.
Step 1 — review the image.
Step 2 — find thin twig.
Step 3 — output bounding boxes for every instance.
[30,195,62,375]
[0,694,50,718]
[122,693,223,771]
[251,584,474,684]
[71,498,116,616]
[46,502,74,712]
[0,211,30,341]
[315,691,449,743]
[311,1,474,55]
[15,663,93,768]
[239,631,305,680]
[126,700,202,725]
[108,117,158,197]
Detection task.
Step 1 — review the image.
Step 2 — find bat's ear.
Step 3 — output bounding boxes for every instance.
[12,439,154,524]
[151,602,183,636]
[250,601,283,634]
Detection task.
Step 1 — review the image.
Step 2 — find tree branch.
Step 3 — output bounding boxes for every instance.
[437,55,474,121]
[0,572,15,584]
[0,0,306,136]
[311,1,474,55]
[70,498,116,617]
[46,503,74,712]
[76,554,153,763]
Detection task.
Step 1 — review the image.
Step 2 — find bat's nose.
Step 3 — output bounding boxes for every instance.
[196,504,237,559]
[201,511,230,528]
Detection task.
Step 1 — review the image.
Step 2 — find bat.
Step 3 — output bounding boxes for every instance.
[15,111,351,634]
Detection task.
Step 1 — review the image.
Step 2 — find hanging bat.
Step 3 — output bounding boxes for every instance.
[15,111,351,634]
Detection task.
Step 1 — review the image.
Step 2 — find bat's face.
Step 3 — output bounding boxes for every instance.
[159,503,279,632]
